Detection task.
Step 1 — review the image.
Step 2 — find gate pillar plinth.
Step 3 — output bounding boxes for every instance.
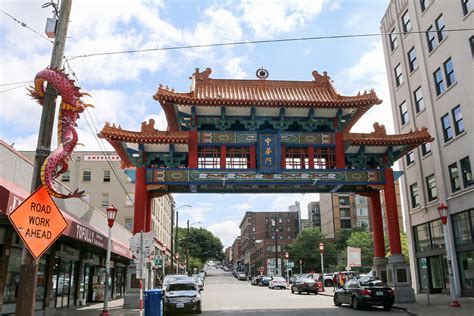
[386,254,416,303]
[372,256,388,283]
[123,263,140,309]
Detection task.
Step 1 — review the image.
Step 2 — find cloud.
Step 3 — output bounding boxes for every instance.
[233,202,252,211]
[240,0,324,38]
[326,0,343,11]
[336,41,394,134]
[345,13,362,27]
[207,220,240,248]
[223,57,248,79]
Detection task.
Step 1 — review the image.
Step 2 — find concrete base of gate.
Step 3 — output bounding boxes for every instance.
[386,254,416,303]
[372,256,388,283]
[123,263,142,309]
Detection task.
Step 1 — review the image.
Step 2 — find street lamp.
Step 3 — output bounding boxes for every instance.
[437,203,461,307]
[101,205,118,316]
[319,242,324,292]
[186,220,201,275]
[171,205,191,275]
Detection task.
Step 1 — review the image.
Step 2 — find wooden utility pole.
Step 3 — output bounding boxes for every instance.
[16,0,72,314]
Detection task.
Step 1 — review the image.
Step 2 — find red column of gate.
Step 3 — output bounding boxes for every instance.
[383,167,402,255]
[369,191,386,257]
[133,166,147,234]
[335,132,345,168]
[308,146,315,169]
[281,144,286,169]
[249,145,256,169]
[188,130,198,168]
[145,191,151,232]
[220,145,227,169]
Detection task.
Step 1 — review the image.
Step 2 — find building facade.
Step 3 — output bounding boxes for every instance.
[237,210,300,277]
[320,182,403,238]
[381,0,473,297]
[0,141,133,314]
[307,201,322,229]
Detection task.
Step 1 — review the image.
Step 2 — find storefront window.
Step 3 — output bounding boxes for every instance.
[3,248,22,303]
[414,224,430,252]
[458,251,474,291]
[452,210,473,245]
[418,258,429,290]
[430,220,445,249]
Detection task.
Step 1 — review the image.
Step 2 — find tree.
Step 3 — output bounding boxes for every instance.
[385,232,409,262]
[344,231,374,272]
[177,227,224,264]
[288,228,337,273]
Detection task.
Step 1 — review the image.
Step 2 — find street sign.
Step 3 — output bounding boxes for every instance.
[136,264,148,279]
[420,258,427,269]
[288,262,294,269]
[129,231,154,259]
[8,186,68,259]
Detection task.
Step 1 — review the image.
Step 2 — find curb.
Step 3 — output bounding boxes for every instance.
[393,306,417,316]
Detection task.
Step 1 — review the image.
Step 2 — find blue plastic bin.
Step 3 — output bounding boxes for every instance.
[144,289,163,316]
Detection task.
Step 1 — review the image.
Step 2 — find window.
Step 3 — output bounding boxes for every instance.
[285,147,308,169]
[430,220,445,249]
[357,208,368,216]
[287,217,291,223]
[462,0,473,15]
[226,147,250,169]
[460,156,473,187]
[126,193,134,206]
[287,235,291,240]
[426,25,437,52]
[443,57,456,87]
[395,64,404,87]
[410,183,420,208]
[198,147,220,168]
[420,0,429,11]
[406,151,415,165]
[422,142,432,156]
[414,224,430,251]
[389,28,398,51]
[313,147,335,169]
[413,87,425,113]
[402,10,412,33]
[340,208,351,218]
[433,68,445,95]
[452,105,464,135]
[103,169,111,182]
[61,170,70,182]
[452,210,473,245]
[408,47,418,71]
[399,101,409,125]
[265,217,269,224]
[124,218,133,232]
[435,14,446,42]
[449,162,461,192]
[426,174,437,201]
[470,36,474,58]
[278,217,283,223]
[82,170,91,182]
[340,219,352,229]
[441,114,453,142]
[357,220,369,229]
[101,193,109,206]
[356,197,367,204]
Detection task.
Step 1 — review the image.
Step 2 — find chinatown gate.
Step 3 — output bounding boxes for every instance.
[99,68,432,303]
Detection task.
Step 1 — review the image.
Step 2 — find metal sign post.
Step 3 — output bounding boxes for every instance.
[140,231,144,316]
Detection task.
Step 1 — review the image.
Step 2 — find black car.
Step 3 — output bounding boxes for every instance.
[258,277,271,286]
[333,277,394,311]
[290,277,319,295]
[251,276,263,286]
[164,278,202,314]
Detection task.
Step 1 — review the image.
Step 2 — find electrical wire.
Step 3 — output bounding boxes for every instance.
[0,83,30,94]
[64,60,135,206]
[0,80,33,87]
[64,28,474,60]
[0,9,54,44]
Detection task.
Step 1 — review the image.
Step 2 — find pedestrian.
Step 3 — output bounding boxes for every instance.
[332,274,338,291]
[339,273,345,288]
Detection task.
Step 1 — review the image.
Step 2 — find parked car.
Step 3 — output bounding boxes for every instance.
[269,277,287,289]
[164,278,202,314]
[291,277,319,295]
[333,277,394,311]
[258,276,272,287]
[163,274,189,288]
[251,276,262,286]
[192,275,204,290]
[237,273,247,281]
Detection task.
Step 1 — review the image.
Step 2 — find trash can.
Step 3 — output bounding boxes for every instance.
[144,289,163,316]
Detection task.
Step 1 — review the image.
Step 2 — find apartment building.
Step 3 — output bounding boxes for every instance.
[320,182,403,238]
[237,210,300,277]
[307,201,322,229]
[381,0,473,297]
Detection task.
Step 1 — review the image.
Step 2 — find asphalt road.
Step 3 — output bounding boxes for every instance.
[197,267,407,316]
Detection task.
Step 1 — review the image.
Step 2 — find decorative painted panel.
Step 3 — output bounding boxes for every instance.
[146,169,385,185]
[197,131,335,145]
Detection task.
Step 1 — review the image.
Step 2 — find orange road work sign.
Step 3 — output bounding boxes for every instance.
[8,186,68,259]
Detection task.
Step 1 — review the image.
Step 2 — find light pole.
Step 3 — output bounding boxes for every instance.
[186,220,201,275]
[101,205,118,316]
[438,203,461,307]
[171,205,191,275]
[319,242,324,292]
[285,252,289,284]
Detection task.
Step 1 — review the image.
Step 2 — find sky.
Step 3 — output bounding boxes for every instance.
[0,0,393,247]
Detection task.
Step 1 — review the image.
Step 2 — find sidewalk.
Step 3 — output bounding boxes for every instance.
[35,298,139,316]
[318,289,474,316]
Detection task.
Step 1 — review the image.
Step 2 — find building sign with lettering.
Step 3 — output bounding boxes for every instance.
[257,132,280,173]
[84,154,120,161]
[8,186,68,259]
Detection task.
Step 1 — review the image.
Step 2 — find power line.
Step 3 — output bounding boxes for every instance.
[65,28,474,60]
[0,84,29,94]
[0,80,33,87]
[64,60,134,206]
[0,9,54,44]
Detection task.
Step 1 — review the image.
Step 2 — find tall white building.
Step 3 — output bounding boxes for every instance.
[381,0,473,297]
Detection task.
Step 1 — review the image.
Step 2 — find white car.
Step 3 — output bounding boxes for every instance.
[269,277,287,289]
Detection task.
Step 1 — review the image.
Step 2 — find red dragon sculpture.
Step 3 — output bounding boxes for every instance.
[28,68,92,198]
